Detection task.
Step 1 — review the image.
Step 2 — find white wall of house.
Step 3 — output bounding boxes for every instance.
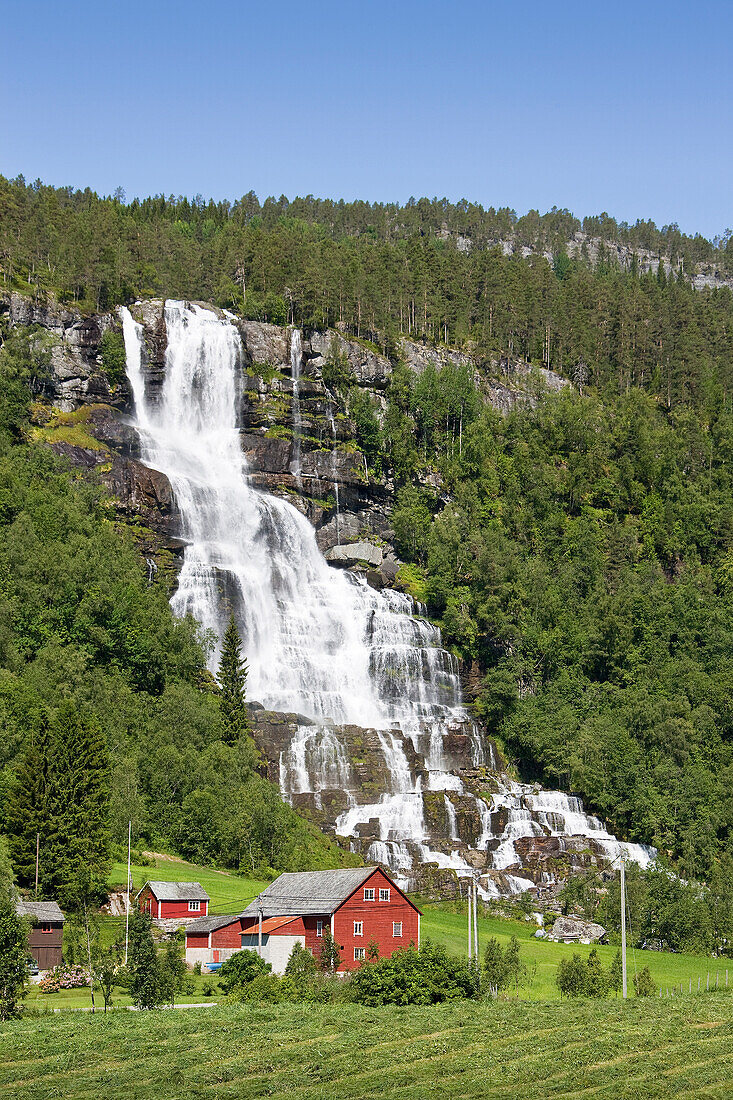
[241,933,305,974]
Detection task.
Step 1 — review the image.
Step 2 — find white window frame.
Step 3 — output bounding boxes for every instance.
[353,921,363,937]
[354,947,365,961]
[379,888,390,902]
[363,888,375,901]
[393,921,402,937]
[316,920,323,937]
[188,900,201,912]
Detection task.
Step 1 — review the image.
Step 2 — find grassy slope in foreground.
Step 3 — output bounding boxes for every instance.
[3,996,733,1099]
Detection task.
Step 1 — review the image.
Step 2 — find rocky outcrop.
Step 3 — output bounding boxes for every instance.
[3,292,123,412]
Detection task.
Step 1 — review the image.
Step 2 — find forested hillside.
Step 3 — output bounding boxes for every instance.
[2,176,733,887]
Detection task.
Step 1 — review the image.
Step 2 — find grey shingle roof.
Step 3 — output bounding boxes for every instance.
[138,881,210,902]
[15,899,65,923]
[241,868,377,918]
[185,913,241,934]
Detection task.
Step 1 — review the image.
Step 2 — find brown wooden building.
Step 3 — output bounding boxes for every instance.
[16,899,65,970]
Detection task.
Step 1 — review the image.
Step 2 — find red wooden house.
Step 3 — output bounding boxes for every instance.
[136,881,209,926]
[185,913,244,969]
[185,867,421,974]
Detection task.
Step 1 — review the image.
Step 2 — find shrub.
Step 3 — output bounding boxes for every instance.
[99,329,127,385]
[219,949,270,994]
[482,935,525,993]
[40,965,89,992]
[237,973,298,1004]
[556,950,613,999]
[350,943,477,1006]
[634,966,656,997]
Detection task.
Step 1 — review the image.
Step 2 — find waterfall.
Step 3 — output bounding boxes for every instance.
[121,301,655,891]
[121,302,465,729]
[327,408,341,545]
[290,329,303,488]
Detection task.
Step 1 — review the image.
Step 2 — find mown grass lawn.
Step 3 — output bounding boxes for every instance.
[3,995,733,1099]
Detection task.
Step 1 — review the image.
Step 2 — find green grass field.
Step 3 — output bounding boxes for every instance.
[3,996,733,1099]
[420,904,727,1000]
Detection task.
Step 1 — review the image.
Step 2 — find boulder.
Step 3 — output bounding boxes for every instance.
[325,541,383,568]
[549,916,606,943]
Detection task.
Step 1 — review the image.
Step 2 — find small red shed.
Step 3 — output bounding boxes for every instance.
[136,881,209,926]
[240,866,420,974]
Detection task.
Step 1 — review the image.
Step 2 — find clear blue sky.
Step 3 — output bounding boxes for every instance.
[3,0,731,238]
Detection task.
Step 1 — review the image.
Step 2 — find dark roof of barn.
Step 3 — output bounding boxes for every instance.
[15,899,65,923]
[241,868,378,918]
[138,881,210,902]
[185,913,240,935]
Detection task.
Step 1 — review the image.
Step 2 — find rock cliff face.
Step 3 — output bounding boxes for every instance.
[2,293,570,589]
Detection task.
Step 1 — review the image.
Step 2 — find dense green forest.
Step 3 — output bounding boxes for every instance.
[2,174,733,410]
[0,330,354,903]
[2,175,733,888]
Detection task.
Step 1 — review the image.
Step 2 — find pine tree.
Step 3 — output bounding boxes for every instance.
[5,703,110,905]
[43,702,110,905]
[4,711,53,889]
[217,614,250,742]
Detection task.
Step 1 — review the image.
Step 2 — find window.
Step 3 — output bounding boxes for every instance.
[40,924,52,934]
[393,922,402,937]
[316,920,324,937]
[363,888,375,901]
[353,921,363,936]
[379,888,390,902]
[354,947,365,961]
[188,900,201,912]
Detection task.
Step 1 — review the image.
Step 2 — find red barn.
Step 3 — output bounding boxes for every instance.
[240,867,420,974]
[136,881,209,928]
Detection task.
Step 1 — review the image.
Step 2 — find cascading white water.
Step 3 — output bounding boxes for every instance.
[121,302,465,729]
[290,329,303,487]
[121,301,655,891]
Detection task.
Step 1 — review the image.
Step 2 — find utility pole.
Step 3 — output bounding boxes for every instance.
[35,832,39,898]
[620,857,627,1000]
[467,883,473,961]
[124,820,131,966]
[472,878,479,963]
[258,903,263,958]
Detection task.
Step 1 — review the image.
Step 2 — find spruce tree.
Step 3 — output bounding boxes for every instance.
[5,703,110,905]
[4,711,53,889]
[44,702,111,905]
[217,614,250,742]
